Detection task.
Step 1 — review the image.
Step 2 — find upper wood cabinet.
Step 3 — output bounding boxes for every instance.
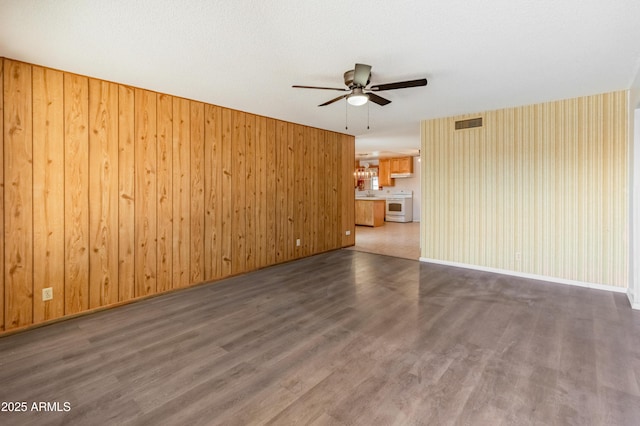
[378,159,394,187]
[390,157,413,174]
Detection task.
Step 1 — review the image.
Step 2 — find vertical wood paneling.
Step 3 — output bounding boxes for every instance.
[156,94,173,293]
[4,60,33,329]
[118,85,135,302]
[255,115,267,268]
[220,108,232,276]
[306,128,318,255]
[32,66,64,322]
[332,132,341,249]
[316,131,326,252]
[232,111,246,273]
[0,59,4,331]
[64,73,89,315]
[322,131,331,251]
[88,79,119,308]
[265,118,277,265]
[172,98,190,288]
[0,57,356,335]
[325,132,338,250]
[134,89,157,297]
[204,104,222,280]
[190,101,204,283]
[245,113,256,270]
[286,124,296,260]
[335,133,343,250]
[294,124,304,258]
[275,121,287,262]
[422,91,628,288]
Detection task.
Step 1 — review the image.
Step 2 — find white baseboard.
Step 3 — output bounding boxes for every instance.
[628,289,640,310]
[419,257,631,299]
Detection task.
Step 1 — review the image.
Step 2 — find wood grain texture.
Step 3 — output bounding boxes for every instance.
[2,251,637,424]
[3,60,33,329]
[304,128,316,256]
[0,59,4,331]
[232,110,246,274]
[333,133,342,250]
[118,85,135,302]
[0,57,356,336]
[204,104,222,280]
[265,118,277,266]
[422,91,629,288]
[325,132,338,251]
[190,101,205,283]
[64,72,89,315]
[220,108,232,277]
[32,66,65,322]
[316,132,326,252]
[88,79,119,308]
[156,94,173,293]
[134,89,157,297]
[275,121,287,262]
[355,200,385,227]
[286,124,296,260]
[245,113,256,271]
[172,97,190,288]
[294,124,304,259]
[255,115,267,268]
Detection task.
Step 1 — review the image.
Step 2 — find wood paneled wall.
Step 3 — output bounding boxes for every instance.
[0,58,355,333]
[421,91,629,288]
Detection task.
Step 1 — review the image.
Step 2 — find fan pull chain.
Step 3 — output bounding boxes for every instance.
[367,102,370,130]
[345,101,348,130]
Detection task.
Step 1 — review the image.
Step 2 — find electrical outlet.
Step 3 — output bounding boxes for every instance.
[296,239,301,247]
[515,252,522,261]
[42,287,53,301]
[345,230,351,236]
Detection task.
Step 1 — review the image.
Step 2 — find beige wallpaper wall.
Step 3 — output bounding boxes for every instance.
[421,91,629,288]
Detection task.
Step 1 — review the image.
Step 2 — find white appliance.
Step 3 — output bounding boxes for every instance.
[385,190,413,222]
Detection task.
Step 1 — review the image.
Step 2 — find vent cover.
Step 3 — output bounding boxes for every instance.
[455,117,483,130]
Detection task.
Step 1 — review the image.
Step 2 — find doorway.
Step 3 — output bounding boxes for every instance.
[350,156,421,260]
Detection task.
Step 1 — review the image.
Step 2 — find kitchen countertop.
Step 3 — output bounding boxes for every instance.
[355,197,386,201]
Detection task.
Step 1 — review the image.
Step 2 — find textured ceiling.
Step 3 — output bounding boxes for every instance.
[2,0,640,157]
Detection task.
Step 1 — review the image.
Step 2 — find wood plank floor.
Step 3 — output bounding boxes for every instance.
[0,250,639,425]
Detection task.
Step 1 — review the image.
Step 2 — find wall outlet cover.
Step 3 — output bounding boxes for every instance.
[42,287,53,301]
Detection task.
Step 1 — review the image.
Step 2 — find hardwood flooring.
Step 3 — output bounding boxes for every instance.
[0,250,639,425]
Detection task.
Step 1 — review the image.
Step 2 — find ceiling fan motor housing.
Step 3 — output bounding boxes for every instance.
[344,69,370,88]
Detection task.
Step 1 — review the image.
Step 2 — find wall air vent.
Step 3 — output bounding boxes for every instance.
[455,117,483,130]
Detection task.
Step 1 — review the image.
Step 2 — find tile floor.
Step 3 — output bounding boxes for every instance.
[346,221,420,260]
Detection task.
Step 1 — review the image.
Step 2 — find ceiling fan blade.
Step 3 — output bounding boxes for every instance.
[292,85,348,91]
[353,63,372,87]
[319,94,349,106]
[367,93,391,106]
[369,78,428,91]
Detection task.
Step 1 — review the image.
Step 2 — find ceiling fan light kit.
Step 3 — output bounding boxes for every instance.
[347,88,369,106]
[293,63,427,108]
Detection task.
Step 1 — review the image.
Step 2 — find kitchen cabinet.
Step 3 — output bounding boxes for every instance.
[355,199,386,227]
[378,159,394,187]
[390,157,413,174]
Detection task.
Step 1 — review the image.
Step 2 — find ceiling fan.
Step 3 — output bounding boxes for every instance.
[293,63,427,107]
